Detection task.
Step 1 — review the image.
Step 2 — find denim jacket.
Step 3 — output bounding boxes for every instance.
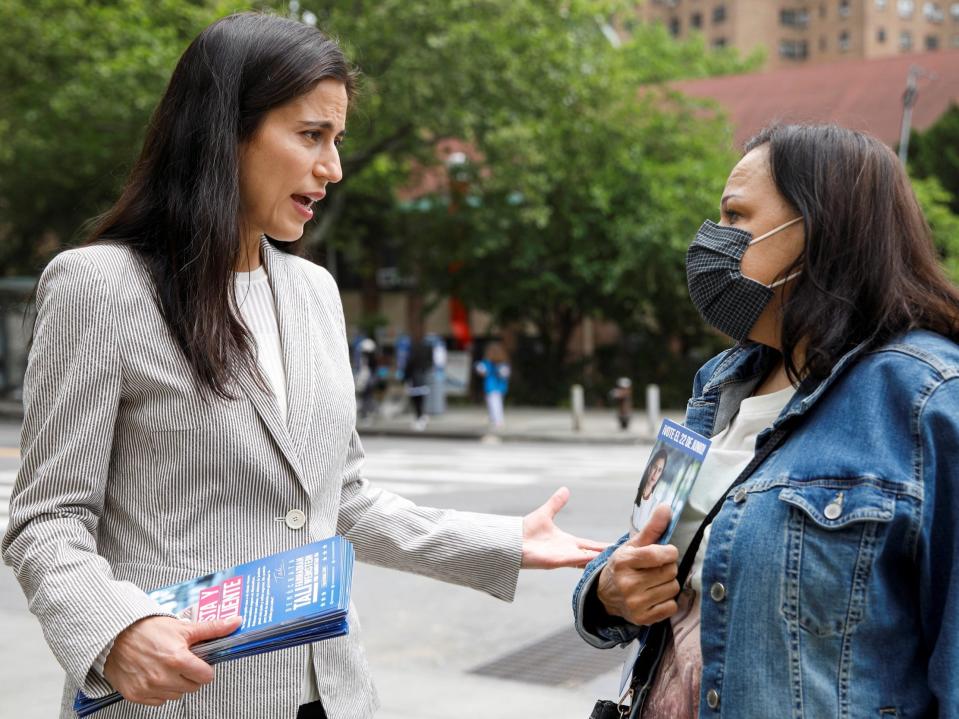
[573,330,959,718]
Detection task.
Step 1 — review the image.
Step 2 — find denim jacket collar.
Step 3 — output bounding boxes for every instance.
[693,338,872,441]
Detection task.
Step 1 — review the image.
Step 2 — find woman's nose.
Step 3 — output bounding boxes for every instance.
[314,151,343,184]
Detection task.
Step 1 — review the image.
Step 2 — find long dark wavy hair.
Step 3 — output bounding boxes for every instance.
[744,124,959,384]
[86,12,356,398]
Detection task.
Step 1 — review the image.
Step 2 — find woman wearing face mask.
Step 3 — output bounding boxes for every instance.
[1,13,605,719]
[574,123,959,718]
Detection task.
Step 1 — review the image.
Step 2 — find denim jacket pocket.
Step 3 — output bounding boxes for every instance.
[778,481,896,638]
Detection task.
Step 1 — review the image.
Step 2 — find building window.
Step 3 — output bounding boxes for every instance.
[952,33,959,45]
[712,36,728,47]
[924,2,945,21]
[878,27,888,41]
[691,12,703,28]
[839,0,852,16]
[820,3,827,18]
[781,8,811,27]
[669,17,681,36]
[779,39,810,58]
[926,33,941,47]
[900,29,913,47]
[820,34,828,50]
[839,30,851,49]
[713,5,727,23]
[952,2,959,20]
[876,0,888,8]
[899,0,915,16]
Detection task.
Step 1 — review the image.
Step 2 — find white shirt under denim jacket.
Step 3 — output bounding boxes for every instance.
[574,330,959,718]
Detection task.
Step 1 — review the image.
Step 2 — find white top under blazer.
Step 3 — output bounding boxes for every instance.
[2,238,523,719]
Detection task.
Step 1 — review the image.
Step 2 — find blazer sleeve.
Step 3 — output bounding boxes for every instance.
[336,429,523,601]
[308,264,524,601]
[1,251,173,698]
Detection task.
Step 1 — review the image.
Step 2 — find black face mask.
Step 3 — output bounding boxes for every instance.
[685,217,803,342]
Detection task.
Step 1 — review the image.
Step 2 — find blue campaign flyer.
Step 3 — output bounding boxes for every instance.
[74,537,354,717]
[148,536,352,653]
[629,419,712,541]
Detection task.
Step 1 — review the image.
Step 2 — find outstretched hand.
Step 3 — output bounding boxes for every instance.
[521,487,608,569]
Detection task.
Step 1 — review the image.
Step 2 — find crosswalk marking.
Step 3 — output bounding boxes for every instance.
[0,442,647,530]
[361,441,644,496]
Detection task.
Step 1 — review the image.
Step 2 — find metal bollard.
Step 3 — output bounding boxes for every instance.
[646,383,661,433]
[571,384,585,432]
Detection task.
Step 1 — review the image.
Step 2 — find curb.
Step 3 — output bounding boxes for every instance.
[356,426,652,445]
[0,400,660,445]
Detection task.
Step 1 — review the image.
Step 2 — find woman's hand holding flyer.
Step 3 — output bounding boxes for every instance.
[596,505,681,626]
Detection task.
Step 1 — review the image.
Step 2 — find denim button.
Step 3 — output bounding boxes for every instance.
[709,582,727,602]
[733,487,748,503]
[824,502,843,520]
[706,688,720,709]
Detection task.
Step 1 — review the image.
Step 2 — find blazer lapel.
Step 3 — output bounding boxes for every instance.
[231,239,315,490]
[233,364,308,487]
[260,239,316,457]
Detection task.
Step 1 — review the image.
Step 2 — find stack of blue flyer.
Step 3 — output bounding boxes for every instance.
[75,536,354,717]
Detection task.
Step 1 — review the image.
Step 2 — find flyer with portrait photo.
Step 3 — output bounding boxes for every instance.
[629,419,712,541]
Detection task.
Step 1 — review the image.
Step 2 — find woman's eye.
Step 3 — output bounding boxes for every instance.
[725,210,741,223]
[333,137,344,148]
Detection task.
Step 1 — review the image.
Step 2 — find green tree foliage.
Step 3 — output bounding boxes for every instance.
[909,103,959,214]
[0,0,754,403]
[911,175,959,283]
[307,2,756,402]
[0,0,230,273]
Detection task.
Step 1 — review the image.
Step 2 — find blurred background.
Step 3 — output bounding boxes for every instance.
[1,1,959,716]
[0,0,955,413]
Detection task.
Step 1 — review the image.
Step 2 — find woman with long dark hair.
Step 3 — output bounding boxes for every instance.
[575,124,959,717]
[1,13,603,719]
[630,449,669,535]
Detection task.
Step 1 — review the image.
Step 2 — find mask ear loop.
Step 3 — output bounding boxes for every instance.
[769,268,803,289]
[748,216,803,245]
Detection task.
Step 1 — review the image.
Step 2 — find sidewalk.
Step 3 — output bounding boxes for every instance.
[0,398,686,445]
[357,404,685,444]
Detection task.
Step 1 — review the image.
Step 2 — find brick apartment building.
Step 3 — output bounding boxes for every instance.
[636,0,959,69]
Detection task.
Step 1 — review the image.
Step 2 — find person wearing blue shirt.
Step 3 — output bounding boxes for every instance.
[475,342,511,430]
[574,123,959,718]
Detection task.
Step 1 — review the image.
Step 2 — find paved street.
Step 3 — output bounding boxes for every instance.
[0,421,648,718]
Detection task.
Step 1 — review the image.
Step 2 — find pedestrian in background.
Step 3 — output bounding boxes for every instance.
[475,342,510,430]
[609,376,633,430]
[1,14,605,719]
[402,335,433,431]
[575,123,959,718]
[354,337,380,423]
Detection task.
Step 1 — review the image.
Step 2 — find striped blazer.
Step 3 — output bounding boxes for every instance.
[2,240,522,719]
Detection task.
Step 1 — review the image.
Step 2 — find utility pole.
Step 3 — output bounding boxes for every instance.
[898,65,935,166]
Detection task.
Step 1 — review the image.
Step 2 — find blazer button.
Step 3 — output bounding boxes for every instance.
[706,688,720,709]
[709,582,726,602]
[285,509,307,530]
[733,487,748,503]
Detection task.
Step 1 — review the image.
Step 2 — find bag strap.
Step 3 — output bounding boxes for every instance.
[622,421,794,714]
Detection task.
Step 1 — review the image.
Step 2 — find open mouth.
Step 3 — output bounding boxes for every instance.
[291,194,315,219]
